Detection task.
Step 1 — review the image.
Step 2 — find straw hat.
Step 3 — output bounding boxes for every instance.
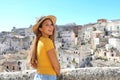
[32,15,56,34]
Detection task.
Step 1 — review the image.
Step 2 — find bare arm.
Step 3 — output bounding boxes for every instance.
[47,48,60,76]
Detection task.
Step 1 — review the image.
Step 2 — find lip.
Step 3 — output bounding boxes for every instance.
[48,30,53,32]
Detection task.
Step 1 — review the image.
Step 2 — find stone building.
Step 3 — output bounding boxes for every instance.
[0,30,33,55]
[59,30,76,49]
[2,60,27,72]
[58,48,80,69]
[108,38,120,52]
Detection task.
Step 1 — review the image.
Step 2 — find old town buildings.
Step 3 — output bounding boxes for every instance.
[0,19,120,72]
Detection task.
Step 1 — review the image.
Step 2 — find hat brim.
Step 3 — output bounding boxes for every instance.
[32,15,56,34]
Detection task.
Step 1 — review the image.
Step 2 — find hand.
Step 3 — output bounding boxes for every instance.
[30,58,37,69]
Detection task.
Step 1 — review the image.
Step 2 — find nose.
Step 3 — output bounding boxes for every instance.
[49,25,54,29]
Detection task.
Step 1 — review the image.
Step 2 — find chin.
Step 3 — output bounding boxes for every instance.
[49,33,53,35]
[49,34,53,36]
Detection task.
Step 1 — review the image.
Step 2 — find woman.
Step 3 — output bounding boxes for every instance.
[28,15,60,80]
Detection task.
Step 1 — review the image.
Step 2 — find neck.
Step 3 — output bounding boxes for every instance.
[41,34,49,38]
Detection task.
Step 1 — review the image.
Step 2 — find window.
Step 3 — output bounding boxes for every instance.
[67,58,69,61]
[104,52,106,56]
[6,66,9,69]
[19,67,21,70]
[111,54,114,57]
[13,66,15,70]
[110,26,112,31]
[117,26,119,30]
[18,61,21,66]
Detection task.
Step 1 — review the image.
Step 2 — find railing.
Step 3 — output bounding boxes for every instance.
[0,67,120,80]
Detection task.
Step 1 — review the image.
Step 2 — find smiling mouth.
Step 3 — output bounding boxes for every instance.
[48,30,53,32]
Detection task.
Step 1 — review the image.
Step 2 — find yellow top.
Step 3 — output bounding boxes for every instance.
[37,37,56,75]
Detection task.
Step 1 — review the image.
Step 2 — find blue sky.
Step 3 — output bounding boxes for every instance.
[0,0,120,32]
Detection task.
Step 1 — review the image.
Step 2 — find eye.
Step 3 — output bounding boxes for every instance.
[45,24,49,26]
[45,23,54,26]
[50,23,54,26]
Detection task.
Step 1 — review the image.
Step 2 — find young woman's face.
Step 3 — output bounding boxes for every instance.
[39,19,54,37]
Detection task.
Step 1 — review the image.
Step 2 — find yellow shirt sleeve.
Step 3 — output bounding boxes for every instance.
[45,39,54,51]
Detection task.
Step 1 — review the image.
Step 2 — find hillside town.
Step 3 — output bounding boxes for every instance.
[0,19,120,72]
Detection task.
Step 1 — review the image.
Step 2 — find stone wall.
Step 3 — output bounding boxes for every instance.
[0,67,120,80]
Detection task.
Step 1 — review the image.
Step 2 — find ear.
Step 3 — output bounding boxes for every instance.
[39,27,43,32]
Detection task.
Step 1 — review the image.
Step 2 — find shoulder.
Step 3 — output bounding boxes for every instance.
[40,37,53,44]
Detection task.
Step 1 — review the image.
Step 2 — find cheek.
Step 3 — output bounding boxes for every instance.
[40,26,47,30]
[50,26,54,31]
[43,27,49,32]
[52,26,54,30]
